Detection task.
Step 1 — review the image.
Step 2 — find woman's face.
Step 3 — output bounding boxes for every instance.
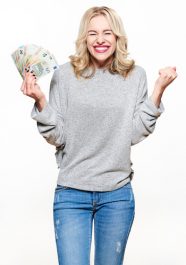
[86,15,117,68]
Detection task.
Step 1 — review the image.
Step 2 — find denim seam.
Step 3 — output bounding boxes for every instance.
[88,213,92,265]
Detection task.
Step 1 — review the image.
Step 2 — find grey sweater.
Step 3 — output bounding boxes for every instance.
[31,61,165,191]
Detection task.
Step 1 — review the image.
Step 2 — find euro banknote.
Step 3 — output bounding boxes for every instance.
[11,44,59,79]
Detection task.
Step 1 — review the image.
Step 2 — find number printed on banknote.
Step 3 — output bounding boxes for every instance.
[11,44,59,80]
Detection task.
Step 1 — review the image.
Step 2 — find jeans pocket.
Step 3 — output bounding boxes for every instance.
[122,182,135,205]
[54,185,71,205]
[129,186,135,208]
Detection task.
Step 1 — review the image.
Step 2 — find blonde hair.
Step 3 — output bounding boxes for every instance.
[69,6,135,79]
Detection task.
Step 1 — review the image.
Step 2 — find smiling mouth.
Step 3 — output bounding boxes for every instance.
[93,46,110,53]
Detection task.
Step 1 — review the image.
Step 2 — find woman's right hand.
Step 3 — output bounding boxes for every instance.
[20,67,47,111]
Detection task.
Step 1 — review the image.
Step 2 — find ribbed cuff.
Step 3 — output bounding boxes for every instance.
[30,101,57,125]
[143,96,165,117]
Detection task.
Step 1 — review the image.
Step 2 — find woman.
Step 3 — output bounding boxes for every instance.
[21,6,177,265]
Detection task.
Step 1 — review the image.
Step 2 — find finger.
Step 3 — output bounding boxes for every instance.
[172,66,176,71]
[27,69,36,79]
[28,76,38,98]
[27,78,35,96]
[172,73,178,80]
[20,79,26,92]
[23,66,37,95]
[159,71,171,78]
[23,68,31,83]
[167,73,176,80]
[30,70,38,80]
[159,68,176,79]
[23,76,30,94]
[167,72,173,79]
[31,77,37,91]
[22,71,29,94]
[159,68,163,75]
[26,75,35,95]
[167,68,177,79]
[23,83,27,95]
[164,72,177,83]
[24,73,35,95]
[171,68,178,78]
[25,66,30,74]
[167,67,177,76]
[23,68,27,79]
[167,67,177,75]
[159,66,176,75]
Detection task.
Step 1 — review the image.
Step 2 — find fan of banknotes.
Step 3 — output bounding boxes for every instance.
[11,44,59,80]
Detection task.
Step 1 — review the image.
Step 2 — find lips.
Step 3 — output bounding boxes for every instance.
[93,45,110,53]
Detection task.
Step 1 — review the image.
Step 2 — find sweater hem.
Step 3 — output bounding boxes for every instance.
[56,176,132,192]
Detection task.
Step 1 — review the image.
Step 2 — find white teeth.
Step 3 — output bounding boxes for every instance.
[94,47,109,51]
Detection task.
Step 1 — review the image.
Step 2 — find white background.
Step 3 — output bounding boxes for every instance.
[0,0,186,264]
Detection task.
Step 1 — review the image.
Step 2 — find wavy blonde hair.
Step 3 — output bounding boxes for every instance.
[69,6,135,79]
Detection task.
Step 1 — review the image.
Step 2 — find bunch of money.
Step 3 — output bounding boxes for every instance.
[11,44,59,80]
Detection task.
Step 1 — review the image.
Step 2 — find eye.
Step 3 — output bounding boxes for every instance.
[88,33,96,37]
[105,32,111,35]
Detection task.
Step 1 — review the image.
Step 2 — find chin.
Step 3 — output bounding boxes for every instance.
[93,55,113,66]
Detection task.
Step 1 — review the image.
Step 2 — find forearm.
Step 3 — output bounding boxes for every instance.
[150,85,164,108]
[35,96,47,112]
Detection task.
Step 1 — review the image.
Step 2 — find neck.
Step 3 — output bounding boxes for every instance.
[91,55,114,69]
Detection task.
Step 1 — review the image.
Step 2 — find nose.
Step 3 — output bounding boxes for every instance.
[96,34,105,44]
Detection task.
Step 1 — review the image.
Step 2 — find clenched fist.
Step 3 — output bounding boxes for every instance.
[20,67,47,111]
[155,66,178,92]
[150,66,178,108]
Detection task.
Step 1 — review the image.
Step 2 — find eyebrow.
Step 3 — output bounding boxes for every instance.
[87,29,113,33]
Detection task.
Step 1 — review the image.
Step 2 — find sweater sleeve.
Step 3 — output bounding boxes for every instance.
[30,69,66,149]
[131,68,165,146]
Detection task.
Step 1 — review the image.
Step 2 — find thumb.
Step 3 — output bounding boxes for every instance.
[172,66,176,71]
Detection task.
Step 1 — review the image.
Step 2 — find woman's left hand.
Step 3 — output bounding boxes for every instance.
[155,66,178,93]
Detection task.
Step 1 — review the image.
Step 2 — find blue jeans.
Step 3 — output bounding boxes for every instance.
[53,182,135,265]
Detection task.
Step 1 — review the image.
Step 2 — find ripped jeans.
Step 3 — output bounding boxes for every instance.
[53,182,135,265]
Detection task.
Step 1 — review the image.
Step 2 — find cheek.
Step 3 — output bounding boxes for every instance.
[87,45,93,55]
[112,42,117,53]
[110,36,117,47]
[86,40,93,52]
